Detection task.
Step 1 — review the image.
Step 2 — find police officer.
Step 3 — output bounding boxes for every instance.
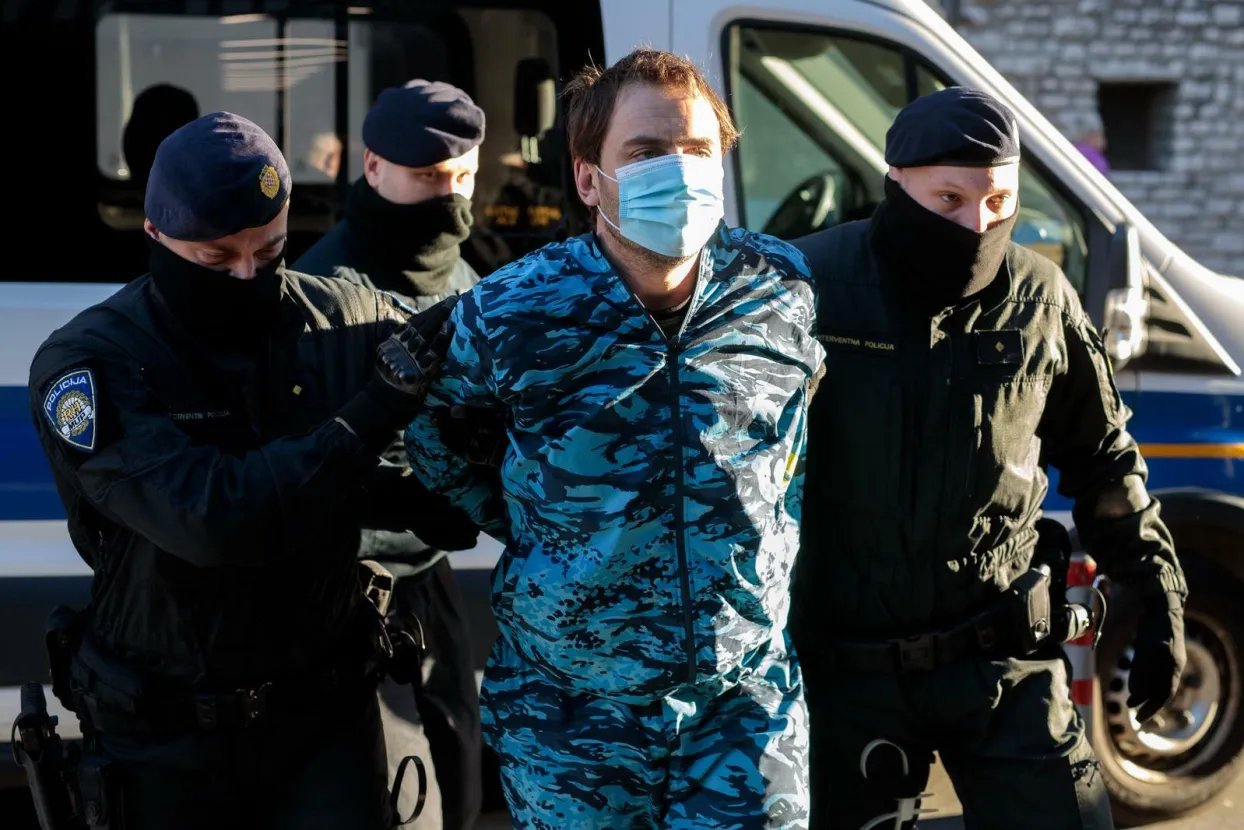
[789,88,1187,829]
[28,112,473,830]
[295,79,486,830]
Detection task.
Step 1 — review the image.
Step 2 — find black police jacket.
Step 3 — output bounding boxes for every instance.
[295,219,480,574]
[28,270,414,685]
[790,221,1185,639]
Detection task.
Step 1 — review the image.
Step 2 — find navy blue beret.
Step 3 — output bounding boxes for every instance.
[885,87,1020,169]
[362,80,485,168]
[145,112,291,241]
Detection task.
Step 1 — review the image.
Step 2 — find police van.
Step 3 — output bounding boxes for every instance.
[1,0,1241,821]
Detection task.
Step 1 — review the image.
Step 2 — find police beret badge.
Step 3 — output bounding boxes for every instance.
[259,164,280,199]
[43,368,97,452]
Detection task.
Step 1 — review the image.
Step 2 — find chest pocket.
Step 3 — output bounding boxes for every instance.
[807,336,903,512]
[964,330,1050,522]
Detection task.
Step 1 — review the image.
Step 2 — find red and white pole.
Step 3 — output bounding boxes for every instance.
[1064,553,1099,735]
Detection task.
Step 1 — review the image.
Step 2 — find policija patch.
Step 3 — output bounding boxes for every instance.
[43,368,98,452]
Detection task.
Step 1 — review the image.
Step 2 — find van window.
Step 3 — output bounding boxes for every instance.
[32,1,601,285]
[726,24,1089,293]
[732,71,845,232]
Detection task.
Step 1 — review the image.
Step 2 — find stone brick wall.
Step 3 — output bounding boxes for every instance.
[940,0,1244,276]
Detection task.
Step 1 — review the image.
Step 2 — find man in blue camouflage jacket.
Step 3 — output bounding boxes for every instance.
[404,49,825,828]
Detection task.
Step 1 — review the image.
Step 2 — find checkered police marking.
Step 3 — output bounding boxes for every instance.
[42,368,97,452]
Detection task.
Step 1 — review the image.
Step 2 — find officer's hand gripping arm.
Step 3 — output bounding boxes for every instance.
[336,295,459,452]
[28,301,459,570]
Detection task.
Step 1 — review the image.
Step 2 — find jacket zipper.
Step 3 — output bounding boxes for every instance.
[668,338,697,683]
[606,238,704,685]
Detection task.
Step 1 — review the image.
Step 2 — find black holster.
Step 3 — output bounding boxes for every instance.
[999,565,1056,655]
[358,560,425,686]
[1033,517,1073,607]
[24,606,127,829]
[13,680,125,829]
[46,606,87,712]
[12,683,78,830]
[75,752,125,830]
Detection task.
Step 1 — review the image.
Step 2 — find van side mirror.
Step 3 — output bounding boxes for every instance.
[1102,222,1148,364]
[514,58,556,139]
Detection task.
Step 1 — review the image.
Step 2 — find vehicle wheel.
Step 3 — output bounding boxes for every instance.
[1092,555,1244,824]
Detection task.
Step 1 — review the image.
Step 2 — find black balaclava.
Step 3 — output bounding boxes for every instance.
[873,86,1023,314]
[148,237,285,350]
[870,176,1017,314]
[345,177,473,294]
[349,79,484,294]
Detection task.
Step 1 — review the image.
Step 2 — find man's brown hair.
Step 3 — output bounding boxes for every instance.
[563,48,740,164]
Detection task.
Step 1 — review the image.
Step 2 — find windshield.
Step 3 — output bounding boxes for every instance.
[731,25,1090,292]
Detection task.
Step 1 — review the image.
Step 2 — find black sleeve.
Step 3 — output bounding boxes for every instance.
[1038,312,1186,604]
[31,355,379,569]
[358,458,481,551]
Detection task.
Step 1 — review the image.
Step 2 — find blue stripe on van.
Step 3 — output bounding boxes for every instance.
[1127,389,1242,499]
[1125,390,1244,446]
[0,385,64,520]
[1044,388,1244,511]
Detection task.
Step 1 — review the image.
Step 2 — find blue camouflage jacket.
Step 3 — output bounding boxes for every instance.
[404,223,824,703]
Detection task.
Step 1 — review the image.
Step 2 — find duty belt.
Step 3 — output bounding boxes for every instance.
[86,667,371,735]
[829,607,1024,674]
[72,636,374,735]
[827,554,1101,674]
[833,629,985,674]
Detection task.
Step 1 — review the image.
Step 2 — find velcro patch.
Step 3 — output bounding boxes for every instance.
[42,368,98,452]
[973,330,1024,366]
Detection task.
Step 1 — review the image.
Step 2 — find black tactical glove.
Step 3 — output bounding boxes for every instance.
[1127,592,1187,725]
[433,405,507,467]
[411,503,481,552]
[338,296,458,452]
[361,462,481,551]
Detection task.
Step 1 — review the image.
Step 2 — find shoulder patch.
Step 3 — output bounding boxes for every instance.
[42,368,98,452]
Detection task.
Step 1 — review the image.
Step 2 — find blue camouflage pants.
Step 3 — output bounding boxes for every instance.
[480,637,809,829]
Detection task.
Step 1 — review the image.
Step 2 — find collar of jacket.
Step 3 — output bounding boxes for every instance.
[578,220,732,323]
[875,237,1018,323]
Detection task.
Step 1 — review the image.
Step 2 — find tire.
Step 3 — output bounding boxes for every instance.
[1091,554,1244,825]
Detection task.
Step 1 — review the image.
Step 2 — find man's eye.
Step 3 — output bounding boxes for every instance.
[940,193,960,204]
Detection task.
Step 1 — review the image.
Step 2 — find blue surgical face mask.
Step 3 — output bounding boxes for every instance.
[596,153,725,258]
